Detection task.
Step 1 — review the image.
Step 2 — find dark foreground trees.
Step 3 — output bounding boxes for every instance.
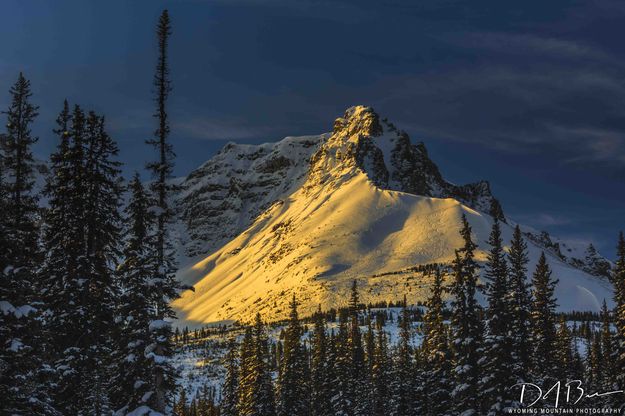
[0,9,189,415]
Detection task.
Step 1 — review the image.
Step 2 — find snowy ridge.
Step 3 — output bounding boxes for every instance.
[172,106,612,326]
[174,135,325,258]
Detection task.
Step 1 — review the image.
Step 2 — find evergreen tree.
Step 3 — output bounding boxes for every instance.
[530,252,559,383]
[421,268,452,416]
[221,342,240,416]
[40,103,90,414]
[507,225,532,383]
[1,72,40,266]
[310,308,333,416]
[349,288,367,416]
[392,301,414,416]
[332,310,352,416]
[449,215,484,415]
[81,110,123,415]
[364,319,375,411]
[0,73,56,415]
[237,328,254,415]
[238,314,276,416]
[111,174,157,413]
[554,316,574,381]
[39,103,122,414]
[587,332,603,398]
[481,220,516,414]
[612,232,625,407]
[600,300,615,392]
[370,321,391,416]
[276,296,310,416]
[145,10,187,412]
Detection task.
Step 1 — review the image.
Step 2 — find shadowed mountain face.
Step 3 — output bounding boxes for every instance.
[171,106,611,326]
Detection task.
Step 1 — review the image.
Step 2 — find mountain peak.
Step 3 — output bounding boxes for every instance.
[333,105,383,138]
[171,106,611,325]
[175,106,506,260]
[311,105,506,221]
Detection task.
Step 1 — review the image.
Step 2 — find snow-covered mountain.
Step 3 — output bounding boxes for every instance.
[171,106,612,326]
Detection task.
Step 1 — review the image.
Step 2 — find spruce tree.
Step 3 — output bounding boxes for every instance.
[370,321,391,416]
[145,10,187,412]
[612,232,625,407]
[238,314,276,416]
[111,174,157,413]
[554,316,574,381]
[81,110,123,415]
[237,327,254,415]
[39,103,122,414]
[221,342,240,416]
[507,225,532,383]
[530,252,559,383]
[392,301,414,416]
[40,103,90,414]
[421,268,452,416]
[600,300,615,392]
[481,220,516,414]
[332,310,352,416]
[39,102,88,414]
[364,319,375,412]
[310,308,333,416]
[0,73,55,415]
[587,332,603,400]
[449,215,484,415]
[349,288,367,416]
[276,296,310,416]
[2,72,40,266]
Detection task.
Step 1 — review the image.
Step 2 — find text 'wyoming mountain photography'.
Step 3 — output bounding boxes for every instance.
[2,1,625,415]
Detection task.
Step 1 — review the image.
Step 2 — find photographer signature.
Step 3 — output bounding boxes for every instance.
[513,380,624,408]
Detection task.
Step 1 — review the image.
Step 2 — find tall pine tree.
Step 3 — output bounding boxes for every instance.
[449,215,484,415]
[276,296,310,416]
[40,103,122,414]
[145,10,188,412]
[421,268,452,416]
[392,300,415,416]
[507,225,532,383]
[112,174,158,414]
[530,252,559,383]
[612,232,625,408]
[310,308,333,416]
[481,220,516,414]
[221,342,240,416]
[238,314,276,416]
[370,320,391,416]
[0,73,56,415]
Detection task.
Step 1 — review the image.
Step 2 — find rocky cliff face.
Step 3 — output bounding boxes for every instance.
[175,135,325,258]
[329,106,505,219]
[174,106,504,259]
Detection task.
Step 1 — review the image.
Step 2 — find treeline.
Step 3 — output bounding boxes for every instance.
[0,10,188,416]
[199,218,625,416]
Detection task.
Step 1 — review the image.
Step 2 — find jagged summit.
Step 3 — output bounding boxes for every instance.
[171,106,611,326]
[308,105,505,219]
[174,106,504,259]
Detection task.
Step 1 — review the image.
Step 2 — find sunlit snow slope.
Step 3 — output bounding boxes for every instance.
[173,106,612,326]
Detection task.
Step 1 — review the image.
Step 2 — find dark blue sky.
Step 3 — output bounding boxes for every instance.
[2,0,624,256]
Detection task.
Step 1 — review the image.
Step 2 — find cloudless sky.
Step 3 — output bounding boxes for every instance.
[1,0,624,256]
